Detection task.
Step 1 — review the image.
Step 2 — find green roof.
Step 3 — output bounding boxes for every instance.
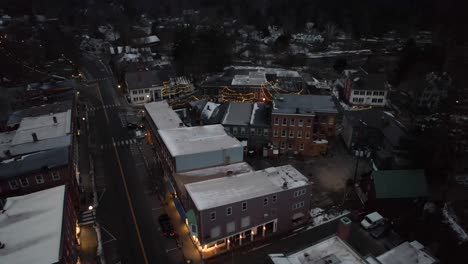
[372,170,429,199]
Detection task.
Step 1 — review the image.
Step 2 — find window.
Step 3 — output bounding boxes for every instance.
[257,128,262,136]
[226,221,236,233]
[210,212,216,221]
[140,96,145,101]
[232,127,238,135]
[211,226,221,238]
[241,216,250,228]
[272,195,277,203]
[294,189,307,197]
[288,143,293,150]
[289,131,294,138]
[274,117,279,125]
[373,91,379,96]
[280,142,285,149]
[263,129,269,136]
[360,91,366,95]
[353,90,359,95]
[242,202,247,211]
[292,201,305,210]
[379,91,385,96]
[263,197,269,206]
[299,143,304,150]
[273,130,278,137]
[250,128,255,136]
[377,98,383,103]
[35,175,44,184]
[132,91,137,95]
[305,132,311,139]
[366,91,372,95]
[298,119,303,127]
[52,171,61,181]
[273,143,278,149]
[144,89,149,93]
[240,127,246,136]
[19,178,28,187]
[297,131,302,138]
[290,118,295,126]
[352,98,357,102]
[306,119,311,127]
[133,97,139,102]
[372,98,377,103]
[282,118,287,126]
[226,207,232,216]
[138,90,144,94]
[281,130,286,137]
[9,180,19,190]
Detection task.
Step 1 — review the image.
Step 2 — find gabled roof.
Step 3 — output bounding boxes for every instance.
[372,170,429,199]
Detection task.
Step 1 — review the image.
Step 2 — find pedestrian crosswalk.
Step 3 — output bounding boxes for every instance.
[86,76,113,83]
[87,103,121,112]
[99,138,138,149]
[79,210,96,226]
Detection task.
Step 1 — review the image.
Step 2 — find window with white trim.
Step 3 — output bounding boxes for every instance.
[36,175,44,184]
[281,130,286,137]
[263,129,269,136]
[305,132,311,139]
[240,127,246,136]
[242,202,247,211]
[297,131,302,138]
[250,128,255,135]
[290,118,295,126]
[280,141,285,149]
[210,211,216,221]
[226,207,232,216]
[241,216,250,228]
[257,128,262,136]
[292,201,305,210]
[288,143,293,150]
[299,143,304,150]
[52,171,61,181]
[274,117,279,125]
[298,119,303,127]
[9,180,19,190]
[294,189,307,197]
[289,131,294,138]
[20,178,29,187]
[273,130,278,137]
[263,197,269,206]
[232,127,238,135]
[282,118,287,126]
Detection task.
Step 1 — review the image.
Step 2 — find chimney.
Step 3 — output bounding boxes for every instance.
[337,217,352,241]
[207,105,211,111]
[282,181,288,189]
[32,133,38,142]
[53,116,57,123]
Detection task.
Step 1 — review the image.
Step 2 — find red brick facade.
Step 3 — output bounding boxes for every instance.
[270,113,337,156]
[61,186,79,264]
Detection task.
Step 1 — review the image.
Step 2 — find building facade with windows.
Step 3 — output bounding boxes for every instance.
[270,94,338,156]
[0,185,78,264]
[184,165,311,258]
[344,72,389,106]
[125,67,193,105]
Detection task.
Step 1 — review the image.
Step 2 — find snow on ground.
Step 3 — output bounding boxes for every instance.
[442,203,468,243]
[340,102,351,110]
[310,208,350,227]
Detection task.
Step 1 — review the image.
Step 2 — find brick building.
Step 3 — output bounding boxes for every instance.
[0,185,78,264]
[270,94,338,156]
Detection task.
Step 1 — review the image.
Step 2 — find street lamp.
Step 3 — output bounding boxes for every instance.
[117,85,121,89]
[88,205,93,211]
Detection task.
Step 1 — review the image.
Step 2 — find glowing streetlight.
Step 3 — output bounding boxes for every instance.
[117,85,121,89]
[82,117,86,121]
[88,205,93,211]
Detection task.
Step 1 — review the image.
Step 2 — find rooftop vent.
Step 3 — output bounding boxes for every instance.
[32,133,38,142]
[179,122,184,127]
[227,170,233,176]
[53,116,57,123]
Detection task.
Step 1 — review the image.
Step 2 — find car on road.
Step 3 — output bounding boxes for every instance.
[360,212,385,230]
[158,214,176,238]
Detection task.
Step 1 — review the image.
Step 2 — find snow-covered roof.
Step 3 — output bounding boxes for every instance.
[158,125,242,157]
[11,110,71,145]
[269,235,367,264]
[377,241,437,264]
[144,101,184,130]
[272,94,338,114]
[201,102,220,120]
[0,185,66,264]
[177,162,253,178]
[222,102,252,126]
[185,165,309,210]
[231,73,267,86]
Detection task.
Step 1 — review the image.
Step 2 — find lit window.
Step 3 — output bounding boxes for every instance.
[226,207,232,216]
[52,171,61,181]
[210,212,216,221]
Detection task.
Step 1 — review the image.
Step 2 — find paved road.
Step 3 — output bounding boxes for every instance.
[79,56,177,264]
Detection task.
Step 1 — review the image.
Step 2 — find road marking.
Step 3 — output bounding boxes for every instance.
[125,140,129,144]
[166,247,178,253]
[95,83,110,124]
[111,137,149,264]
[100,145,103,150]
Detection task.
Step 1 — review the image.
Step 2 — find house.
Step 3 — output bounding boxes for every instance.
[0,110,79,206]
[270,94,338,156]
[269,235,368,264]
[365,170,429,214]
[184,165,311,258]
[341,109,411,169]
[0,185,78,264]
[125,66,193,105]
[201,66,304,102]
[344,71,389,106]
[221,102,271,154]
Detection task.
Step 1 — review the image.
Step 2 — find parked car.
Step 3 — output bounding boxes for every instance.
[158,214,176,238]
[135,129,146,139]
[370,222,391,239]
[360,212,385,230]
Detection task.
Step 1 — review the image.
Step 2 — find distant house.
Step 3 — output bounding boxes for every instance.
[0,185,78,264]
[365,170,429,214]
[270,94,338,156]
[344,71,389,106]
[341,109,411,169]
[125,66,193,105]
[185,165,311,258]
